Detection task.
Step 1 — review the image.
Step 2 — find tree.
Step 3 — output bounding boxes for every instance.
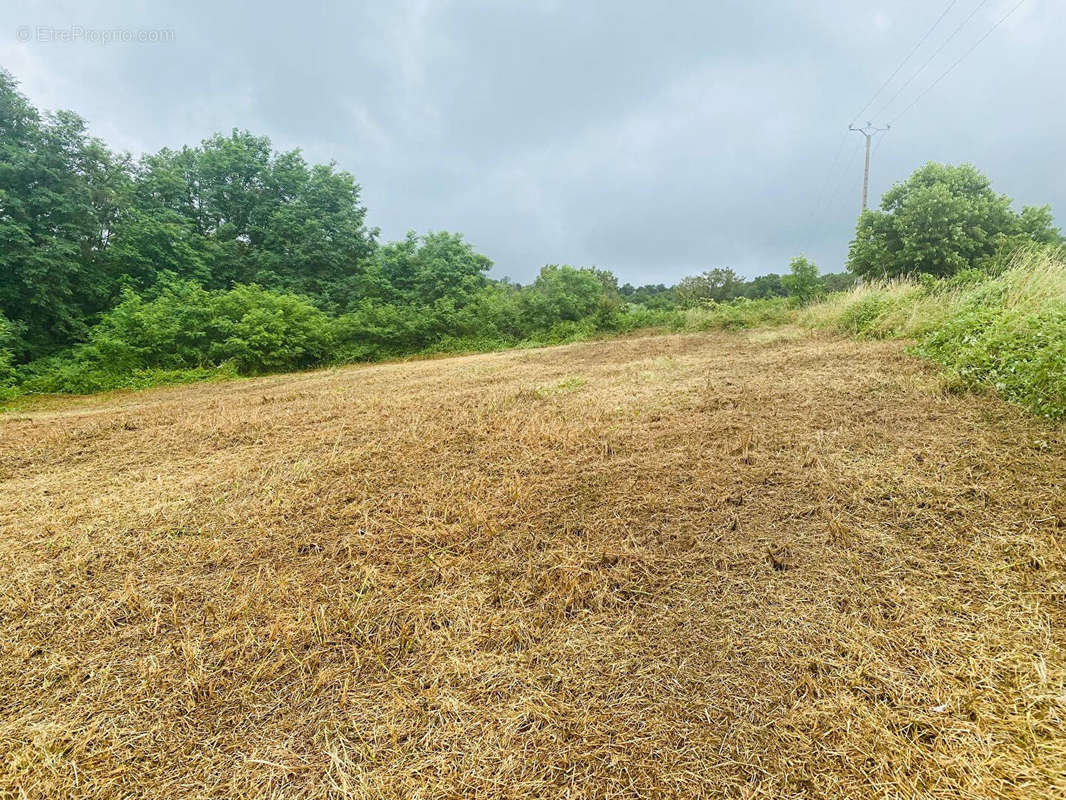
[782,256,821,304]
[121,133,377,300]
[818,271,856,294]
[340,231,492,309]
[848,162,1061,279]
[741,273,787,299]
[0,70,130,358]
[519,265,611,331]
[675,268,742,308]
[0,312,17,390]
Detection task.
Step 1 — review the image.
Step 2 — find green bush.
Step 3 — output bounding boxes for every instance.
[681,297,795,331]
[88,282,334,375]
[0,314,17,399]
[14,281,334,394]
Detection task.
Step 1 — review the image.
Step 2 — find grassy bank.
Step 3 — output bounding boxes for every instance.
[800,245,1066,419]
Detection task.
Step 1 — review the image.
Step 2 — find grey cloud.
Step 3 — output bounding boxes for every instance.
[2,0,1061,284]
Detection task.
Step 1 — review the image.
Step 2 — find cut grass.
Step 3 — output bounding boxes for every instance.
[1,331,1064,798]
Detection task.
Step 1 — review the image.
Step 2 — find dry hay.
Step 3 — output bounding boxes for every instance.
[1,331,1064,799]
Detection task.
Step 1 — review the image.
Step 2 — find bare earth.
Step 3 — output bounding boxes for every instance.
[1,330,1064,799]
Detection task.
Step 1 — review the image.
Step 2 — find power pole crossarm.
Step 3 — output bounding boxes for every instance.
[848,122,890,212]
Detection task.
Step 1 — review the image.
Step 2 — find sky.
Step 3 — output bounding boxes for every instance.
[1,0,1061,285]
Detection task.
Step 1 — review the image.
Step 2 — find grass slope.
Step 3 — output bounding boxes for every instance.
[2,331,1064,798]
[800,246,1066,419]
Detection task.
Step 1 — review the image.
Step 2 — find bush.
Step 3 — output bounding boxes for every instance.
[89,282,335,375]
[13,281,334,395]
[782,256,821,305]
[0,314,17,399]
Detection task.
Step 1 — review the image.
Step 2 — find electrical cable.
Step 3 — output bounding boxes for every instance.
[850,0,960,124]
[890,0,1028,124]
[870,0,993,120]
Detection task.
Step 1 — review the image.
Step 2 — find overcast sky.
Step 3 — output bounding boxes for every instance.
[2,0,1061,284]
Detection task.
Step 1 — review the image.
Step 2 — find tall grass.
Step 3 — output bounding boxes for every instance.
[672,297,796,331]
[801,245,1066,419]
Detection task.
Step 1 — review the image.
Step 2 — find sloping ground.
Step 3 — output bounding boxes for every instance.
[1,330,1064,799]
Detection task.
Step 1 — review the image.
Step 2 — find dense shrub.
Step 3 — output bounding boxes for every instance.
[782,256,821,305]
[0,314,18,398]
[90,282,335,374]
[15,282,334,394]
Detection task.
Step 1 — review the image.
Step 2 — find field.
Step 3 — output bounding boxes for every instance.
[1,330,1064,799]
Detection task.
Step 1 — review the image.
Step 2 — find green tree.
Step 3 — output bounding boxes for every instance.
[848,162,1060,279]
[118,131,376,301]
[0,70,130,358]
[0,312,17,391]
[782,256,821,304]
[818,272,856,294]
[519,265,610,330]
[741,273,787,299]
[675,268,742,308]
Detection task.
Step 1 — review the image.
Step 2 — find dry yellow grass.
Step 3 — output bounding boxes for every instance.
[1,330,1064,799]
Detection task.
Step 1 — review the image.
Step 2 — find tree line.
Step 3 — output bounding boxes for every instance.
[0,71,843,394]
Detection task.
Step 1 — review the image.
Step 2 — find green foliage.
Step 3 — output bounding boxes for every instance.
[782,256,821,305]
[0,313,18,398]
[675,268,742,308]
[834,295,893,337]
[519,265,614,328]
[122,131,376,300]
[818,271,856,294]
[914,307,1066,419]
[17,359,237,396]
[17,282,334,394]
[678,297,795,331]
[740,273,787,299]
[0,71,375,364]
[4,69,1062,413]
[0,70,130,358]
[848,162,1061,280]
[620,283,676,308]
[805,245,1066,419]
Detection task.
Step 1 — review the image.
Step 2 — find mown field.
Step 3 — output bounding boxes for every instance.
[1,330,1064,799]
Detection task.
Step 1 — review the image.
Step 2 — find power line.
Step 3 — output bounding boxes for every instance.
[825,136,865,218]
[870,0,993,120]
[890,0,1029,124]
[808,130,850,229]
[871,131,888,157]
[850,0,960,124]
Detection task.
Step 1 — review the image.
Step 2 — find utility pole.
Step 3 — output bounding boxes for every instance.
[848,122,890,212]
